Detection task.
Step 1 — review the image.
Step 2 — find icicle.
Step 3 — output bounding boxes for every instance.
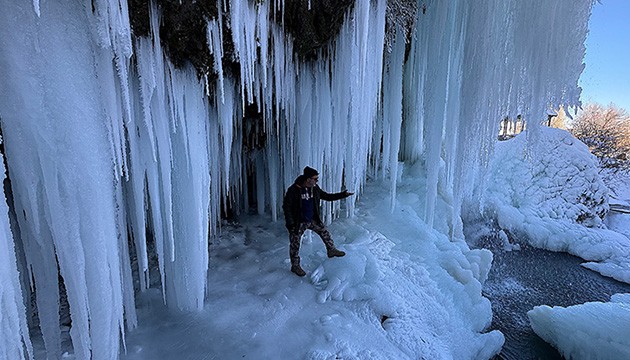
[89,0,134,180]
[217,78,236,191]
[266,137,280,221]
[124,83,149,290]
[401,11,428,163]
[421,0,453,227]
[135,36,159,161]
[32,0,40,17]
[20,219,62,358]
[0,146,33,360]
[257,1,270,90]
[164,67,211,311]
[115,180,138,332]
[207,19,225,103]
[0,1,133,358]
[229,0,258,106]
[256,151,266,215]
[383,26,406,212]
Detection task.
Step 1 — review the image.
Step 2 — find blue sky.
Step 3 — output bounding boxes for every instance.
[579,0,630,111]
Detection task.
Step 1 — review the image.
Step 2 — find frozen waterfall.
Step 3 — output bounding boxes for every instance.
[0,0,591,358]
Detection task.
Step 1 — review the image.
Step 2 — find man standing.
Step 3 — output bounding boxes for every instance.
[282,166,353,277]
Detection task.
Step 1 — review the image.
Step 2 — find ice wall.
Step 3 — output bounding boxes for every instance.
[400,0,592,231]
[0,1,131,358]
[0,0,592,358]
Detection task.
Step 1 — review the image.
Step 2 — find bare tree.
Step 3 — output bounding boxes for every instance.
[570,103,630,172]
[547,105,569,129]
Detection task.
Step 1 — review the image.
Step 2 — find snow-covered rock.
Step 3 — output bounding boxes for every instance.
[486,128,608,226]
[528,294,630,360]
[482,128,630,284]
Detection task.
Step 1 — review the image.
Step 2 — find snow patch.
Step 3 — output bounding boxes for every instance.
[311,235,383,303]
[528,295,630,360]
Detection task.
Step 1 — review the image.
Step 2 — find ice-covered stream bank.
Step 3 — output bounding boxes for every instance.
[474,234,630,360]
[472,139,630,359]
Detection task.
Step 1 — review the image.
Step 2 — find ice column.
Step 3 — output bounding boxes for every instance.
[381,27,406,211]
[163,67,211,311]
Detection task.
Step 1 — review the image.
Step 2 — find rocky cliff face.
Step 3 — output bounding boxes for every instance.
[127,0,418,77]
[128,0,359,76]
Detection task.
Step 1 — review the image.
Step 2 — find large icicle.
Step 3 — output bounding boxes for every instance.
[381,26,406,212]
[207,18,226,103]
[0,1,130,358]
[397,0,591,232]
[420,0,459,227]
[163,67,211,311]
[0,149,33,360]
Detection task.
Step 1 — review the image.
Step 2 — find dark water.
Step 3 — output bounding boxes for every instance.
[481,241,630,360]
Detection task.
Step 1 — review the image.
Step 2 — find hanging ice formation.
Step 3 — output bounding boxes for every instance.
[0,149,32,360]
[0,0,592,358]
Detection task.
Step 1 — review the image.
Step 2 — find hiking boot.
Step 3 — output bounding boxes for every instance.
[291,265,306,277]
[327,248,346,258]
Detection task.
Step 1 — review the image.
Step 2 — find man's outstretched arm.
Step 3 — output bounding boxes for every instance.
[319,187,354,201]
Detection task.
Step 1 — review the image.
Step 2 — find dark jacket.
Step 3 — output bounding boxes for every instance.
[282,176,348,231]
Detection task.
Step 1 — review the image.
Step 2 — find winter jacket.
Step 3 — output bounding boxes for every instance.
[282,176,349,232]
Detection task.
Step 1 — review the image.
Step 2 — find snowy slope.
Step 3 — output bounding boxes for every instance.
[482,128,630,283]
[122,167,503,360]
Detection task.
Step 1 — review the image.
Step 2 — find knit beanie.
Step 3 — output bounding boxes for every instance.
[303,166,319,178]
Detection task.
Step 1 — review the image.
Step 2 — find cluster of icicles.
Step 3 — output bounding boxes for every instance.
[0,0,591,358]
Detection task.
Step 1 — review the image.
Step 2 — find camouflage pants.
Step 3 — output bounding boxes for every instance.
[289,221,335,266]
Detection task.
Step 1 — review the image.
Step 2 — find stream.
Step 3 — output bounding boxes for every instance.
[477,224,630,360]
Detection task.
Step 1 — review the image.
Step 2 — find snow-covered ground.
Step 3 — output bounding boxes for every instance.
[481,128,630,283]
[528,294,630,360]
[121,165,503,359]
